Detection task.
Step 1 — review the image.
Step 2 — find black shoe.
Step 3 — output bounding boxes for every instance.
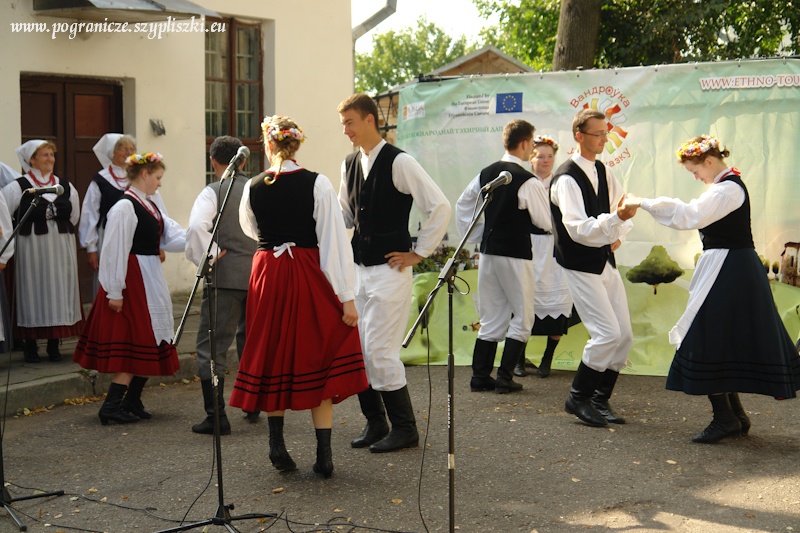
[513,362,528,377]
[46,339,63,362]
[99,383,140,426]
[470,376,496,392]
[524,359,538,370]
[351,417,389,448]
[312,428,334,478]
[537,354,552,378]
[369,387,419,453]
[23,340,41,363]
[192,415,232,435]
[495,377,523,394]
[692,394,742,443]
[268,417,297,471]
[692,419,742,443]
[591,400,626,424]
[565,396,608,427]
[727,393,751,436]
[121,376,152,419]
[243,410,261,423]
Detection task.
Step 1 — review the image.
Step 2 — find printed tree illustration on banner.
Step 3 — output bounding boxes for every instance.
[626,245,684,295]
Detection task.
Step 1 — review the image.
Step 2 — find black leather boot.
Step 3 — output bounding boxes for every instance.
[23,339,40,364]
[537,337,559,378]
[121,375,152,419]
[46,339,63,362]
[495,338,525,394]
[692,394,742,443]
[351,387,389,448]
[192,378,231,435]
[312,428,334,478]
[370,386,419,453]
[98,383,140,425]
[470,339,498,391]
[268,416,297,471]
[513,350,529,377]
[727,393,751,436]
[591,369,625,424]
[565,362,608,427]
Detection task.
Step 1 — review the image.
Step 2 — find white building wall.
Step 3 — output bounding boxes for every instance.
[0,0,354,292]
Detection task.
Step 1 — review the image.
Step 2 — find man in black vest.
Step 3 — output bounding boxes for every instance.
[337,93,451,453]
[456,119,552,393]
[550,108,637,427]
[186,136,258,435]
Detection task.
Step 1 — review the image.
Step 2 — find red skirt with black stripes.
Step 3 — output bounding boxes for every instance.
[229,247,368,412]
[73,255,179,376]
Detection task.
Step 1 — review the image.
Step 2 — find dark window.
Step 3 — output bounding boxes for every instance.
[205,18,263,183]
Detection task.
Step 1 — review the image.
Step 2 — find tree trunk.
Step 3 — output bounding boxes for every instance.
[552,0,602,71]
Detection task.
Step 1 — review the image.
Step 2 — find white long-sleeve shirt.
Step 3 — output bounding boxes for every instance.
[240,161,356,303]
[78,165,168,252]
[0,191,15,264]
[550,153,633,247]
[455,153,552,244]
[338,139,451,258]
[100,187,185,301]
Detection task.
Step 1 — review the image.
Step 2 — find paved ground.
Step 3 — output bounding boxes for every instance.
[1,295,800,532]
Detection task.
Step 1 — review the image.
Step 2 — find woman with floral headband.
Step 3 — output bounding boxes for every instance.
[515,135,581,378]
[229,115,367,478]
[3,139,83,363]
[73,152,186,425]
[625,135,800,443]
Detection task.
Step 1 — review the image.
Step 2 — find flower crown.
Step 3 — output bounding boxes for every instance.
[675,135,720,160]
[261,116,306,143]
[533,135,559,150]
[126,152,163,166]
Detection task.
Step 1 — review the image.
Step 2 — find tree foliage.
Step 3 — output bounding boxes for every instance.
[626,245,684,295]
[474,0,799,70]
[354,17,476,95]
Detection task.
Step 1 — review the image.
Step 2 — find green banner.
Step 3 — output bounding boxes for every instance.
[396,59,800,376]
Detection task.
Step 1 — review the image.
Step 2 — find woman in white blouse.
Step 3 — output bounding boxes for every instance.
[625,135,800,443]
[73,153,186,425]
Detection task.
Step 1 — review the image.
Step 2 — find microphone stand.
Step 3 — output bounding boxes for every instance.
[162,166,274,532]
[0,194,65,531]
[402,188,495,533]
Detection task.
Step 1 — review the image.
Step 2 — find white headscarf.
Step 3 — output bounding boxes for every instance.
[0,161,19,188]
[15,139,48,173]
[93,133,124,168]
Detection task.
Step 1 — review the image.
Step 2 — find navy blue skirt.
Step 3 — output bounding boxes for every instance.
[666,248,800,398]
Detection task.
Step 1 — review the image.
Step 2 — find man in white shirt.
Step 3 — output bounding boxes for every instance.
[550,108,637,427]
[338,93,451,453]
[455,120,551,394]
[185,136,257,435]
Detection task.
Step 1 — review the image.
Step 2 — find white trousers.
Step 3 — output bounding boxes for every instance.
[563,263,632,372]
[476,254,535,343]
[355,263,412,391]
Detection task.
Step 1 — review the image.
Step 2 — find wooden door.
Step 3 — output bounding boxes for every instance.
[20,76,123,303]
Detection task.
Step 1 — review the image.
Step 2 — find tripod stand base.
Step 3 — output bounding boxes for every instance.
[153,504,277,533]
[2,487,65,531]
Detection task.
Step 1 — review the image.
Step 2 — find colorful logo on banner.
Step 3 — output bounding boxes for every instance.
[570,86,630,161]
[496,92,523,113]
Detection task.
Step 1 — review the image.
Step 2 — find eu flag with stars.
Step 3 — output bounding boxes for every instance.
[496,92,523,113]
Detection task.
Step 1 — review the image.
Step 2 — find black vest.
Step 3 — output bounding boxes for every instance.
[550,159,616,274]
[118,195,162,256]
[345,144,413,266]
[699,173,754,250]
[92,173,125,229]
[249,169,319,250]
[14,176,75,236]
[478,161,535,260]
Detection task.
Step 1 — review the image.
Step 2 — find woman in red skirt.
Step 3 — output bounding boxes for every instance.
[74,152,186,425]
[229,115,367,478]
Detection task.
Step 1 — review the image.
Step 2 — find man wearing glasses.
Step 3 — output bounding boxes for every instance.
[550,108,637,428]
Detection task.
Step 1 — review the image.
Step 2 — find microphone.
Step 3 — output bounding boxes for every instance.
[480,171,512,194]
[229,146,250,167]
[24,184,64,196]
